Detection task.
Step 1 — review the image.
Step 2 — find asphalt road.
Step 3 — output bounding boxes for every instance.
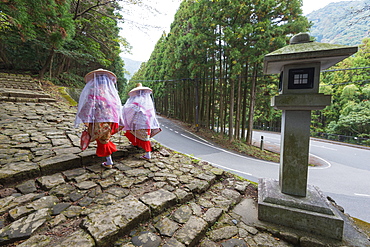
[153,116,370,223]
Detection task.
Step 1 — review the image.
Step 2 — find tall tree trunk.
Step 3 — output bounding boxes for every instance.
[195,78,199,131]
[219,63,224,134]
[56,55,66,76]
[165,86,169,117]
[241,62,249,140]
[39,48,55,79]
[186,79,191,123]
[171,82,176,118]
[235,75,242,140]
[0,42,11,68]
[241,84,248,140]
[223,55,229,136]
[210,61,216,131]
[223,83,228,136]
[204,72,210,129]
[200,75,207,129]
[188,79,194,123]
[246,64,258,145]
[201,71,207,128]
[229,77,235,142]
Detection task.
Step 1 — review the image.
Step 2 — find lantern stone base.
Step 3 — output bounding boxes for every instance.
[258,178,344,240]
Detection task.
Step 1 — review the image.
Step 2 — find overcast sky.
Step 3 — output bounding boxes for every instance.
[119,0,353,62]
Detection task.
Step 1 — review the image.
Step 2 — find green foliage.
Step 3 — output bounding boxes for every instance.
[130,0,369,142]
[48,72,84,88]
[0,0,130,91]
[315,38,370,138]
[362,84,370,99]
[341,84,360,102]
[132,0,309,141]
[326,101,370,137]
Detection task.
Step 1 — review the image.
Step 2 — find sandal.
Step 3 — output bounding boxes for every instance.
[101,162,113,169]
[140,155,150,160]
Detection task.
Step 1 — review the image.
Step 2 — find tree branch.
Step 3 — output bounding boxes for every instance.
[73,0,116,20]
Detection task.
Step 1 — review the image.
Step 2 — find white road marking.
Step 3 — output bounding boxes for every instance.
[309,153,331,169]
[181,134,277,165]
[161,123,211,144]
[162,122,329,172]
[154,140,253,177]
[311,144,337,151]
[354,193,370,197]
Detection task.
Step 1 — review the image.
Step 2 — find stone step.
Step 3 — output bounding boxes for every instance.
[0,151,238,246]
[0,89,50,98]
[0,78,38,85]
[0,75,34,81]
[0,77,34,81]
[0,82,38,88]
[0,81,41,86]
[0,85,41,91]
[0,73,43,93]
[0,73,55,103]
[0,144,129,187]
[0,89,55,102]
[0,96,56,103]
[0,149,294,247]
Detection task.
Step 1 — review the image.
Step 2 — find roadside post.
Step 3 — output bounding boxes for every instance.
[260,136,264,151]
[258,33,357,240]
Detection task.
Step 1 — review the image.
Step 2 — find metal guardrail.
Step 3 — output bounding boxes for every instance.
[311,132,370,146]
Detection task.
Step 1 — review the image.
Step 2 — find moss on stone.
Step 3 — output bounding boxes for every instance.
[58,87,77,106]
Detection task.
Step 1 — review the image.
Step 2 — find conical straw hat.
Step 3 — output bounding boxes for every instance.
[84,68,117,83]
[128,83,152,96]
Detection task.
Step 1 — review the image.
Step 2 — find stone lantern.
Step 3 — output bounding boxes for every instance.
[258,33,357,240]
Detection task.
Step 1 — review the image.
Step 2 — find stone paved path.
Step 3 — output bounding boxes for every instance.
[0,73,369,247]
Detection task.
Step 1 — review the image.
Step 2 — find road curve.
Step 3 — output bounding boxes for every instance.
[154,116,370,223]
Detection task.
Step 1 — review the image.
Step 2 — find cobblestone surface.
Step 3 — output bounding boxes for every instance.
[0,73,369,247]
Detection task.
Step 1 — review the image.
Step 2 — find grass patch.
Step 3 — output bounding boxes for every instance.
[177,122,280,164]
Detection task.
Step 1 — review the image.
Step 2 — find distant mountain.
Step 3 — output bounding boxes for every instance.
[307,0,370,46]
[122,57,143,80]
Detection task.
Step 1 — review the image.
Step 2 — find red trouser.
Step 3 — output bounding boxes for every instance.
[94,123,120,157]
[125,130,151,152]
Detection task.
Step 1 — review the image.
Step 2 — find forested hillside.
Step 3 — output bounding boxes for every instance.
[0,0,133,97]
[307,0,370,46]
[131,0,370,145]
[130,0,311,144]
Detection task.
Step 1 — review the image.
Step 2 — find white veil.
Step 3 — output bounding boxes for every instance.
[74,73,123,128]
[122,90,160,131]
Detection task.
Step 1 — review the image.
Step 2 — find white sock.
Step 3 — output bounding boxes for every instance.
[145,152,151,159]
[106,155,113,165]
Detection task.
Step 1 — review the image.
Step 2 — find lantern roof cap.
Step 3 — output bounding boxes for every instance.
[263,33,358,74]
